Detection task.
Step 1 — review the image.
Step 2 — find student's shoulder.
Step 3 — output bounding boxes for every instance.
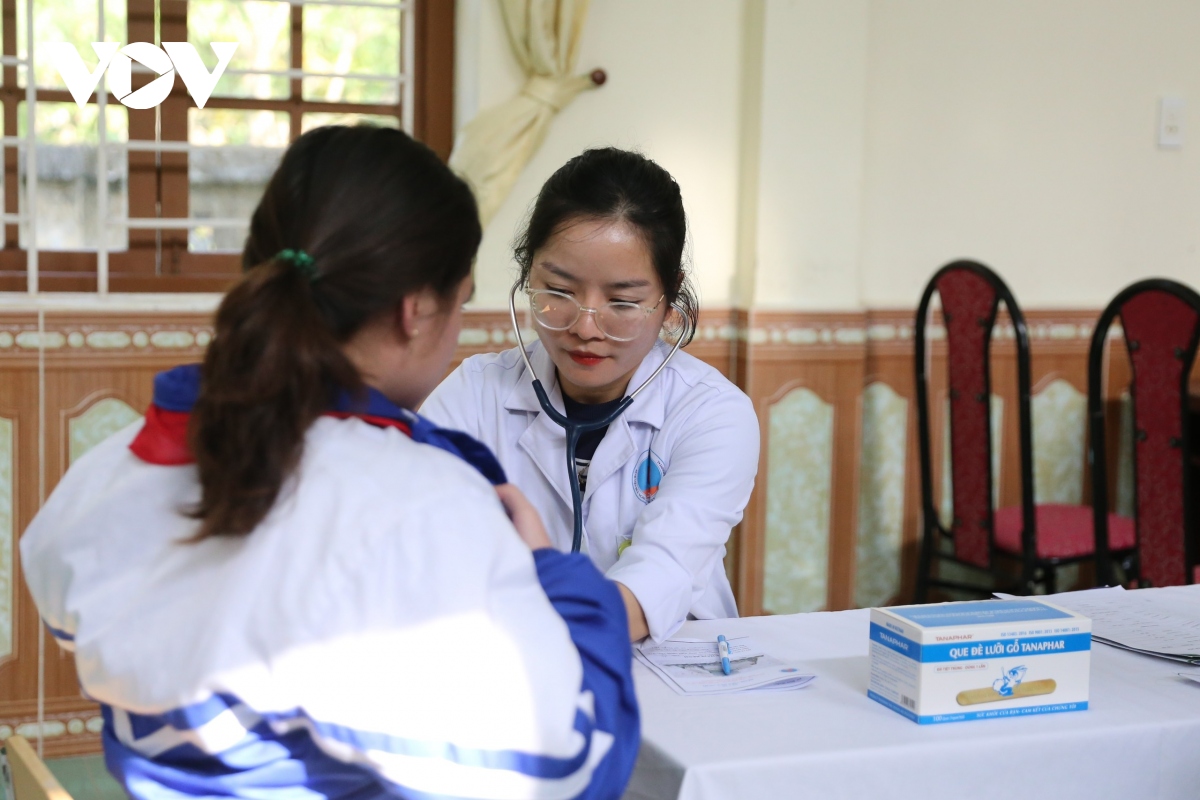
[305,419,519,563]
[306,417,502,519]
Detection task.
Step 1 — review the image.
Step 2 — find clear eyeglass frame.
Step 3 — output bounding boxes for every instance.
[526,288,666,342]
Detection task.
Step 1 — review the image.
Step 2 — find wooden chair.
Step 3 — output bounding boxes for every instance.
[1089,278,1200,587]
[914,260,1133,601]
[1,736,73,800]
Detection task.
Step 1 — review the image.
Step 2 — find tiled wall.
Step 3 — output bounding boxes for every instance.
[0,305,1156,756]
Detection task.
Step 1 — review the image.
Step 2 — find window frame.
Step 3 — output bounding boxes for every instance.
[0,0,454,293]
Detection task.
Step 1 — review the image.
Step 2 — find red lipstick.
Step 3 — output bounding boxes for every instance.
[568,351,605,366]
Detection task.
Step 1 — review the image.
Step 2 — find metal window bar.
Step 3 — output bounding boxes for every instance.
[222,68,404,83]
[25,0,36,294]
[274,0,411,9]
[97,0,109,293]
[401,0,414,133]
[123,217,247,228]
[14,0,414,297]
[119,63,404,83]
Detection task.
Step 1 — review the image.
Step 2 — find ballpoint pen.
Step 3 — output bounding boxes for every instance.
[717,634,731,675]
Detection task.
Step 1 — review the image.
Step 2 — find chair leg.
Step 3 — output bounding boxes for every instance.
[1044,565,1057,596]
[915,525,934,603]
[1121,553,1138,588]
[1021,563,1039,596]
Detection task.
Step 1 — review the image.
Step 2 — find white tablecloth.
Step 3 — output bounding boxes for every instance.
[624,586,1200,800]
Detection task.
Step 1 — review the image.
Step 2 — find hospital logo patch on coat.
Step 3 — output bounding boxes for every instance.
[633,450,667,504]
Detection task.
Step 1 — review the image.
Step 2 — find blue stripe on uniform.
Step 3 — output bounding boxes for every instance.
[103,693,601,794]
[43,620,75,642]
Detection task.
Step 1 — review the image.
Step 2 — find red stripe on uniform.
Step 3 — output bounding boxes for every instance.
[129,406,194,466]
[129,408,413,465]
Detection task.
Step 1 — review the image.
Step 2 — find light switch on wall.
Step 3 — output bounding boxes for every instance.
[1158,96,1184,149]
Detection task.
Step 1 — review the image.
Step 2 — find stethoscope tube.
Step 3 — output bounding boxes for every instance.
[508,281,690,553]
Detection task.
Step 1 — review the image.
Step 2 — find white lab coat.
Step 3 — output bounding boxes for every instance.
[422,339,760,642]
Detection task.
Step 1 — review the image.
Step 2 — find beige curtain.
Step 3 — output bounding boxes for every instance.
[450,0,597,225]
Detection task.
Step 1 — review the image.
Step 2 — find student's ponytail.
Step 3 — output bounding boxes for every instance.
[188,254,360,539]
[188,126,480,539]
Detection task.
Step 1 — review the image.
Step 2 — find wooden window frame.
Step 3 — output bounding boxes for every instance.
[0,0,454,293]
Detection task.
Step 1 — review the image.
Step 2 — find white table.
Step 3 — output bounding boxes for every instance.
[624,587,1200,800]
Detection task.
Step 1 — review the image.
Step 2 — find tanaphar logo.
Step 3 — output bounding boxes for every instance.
[45,42,238,109]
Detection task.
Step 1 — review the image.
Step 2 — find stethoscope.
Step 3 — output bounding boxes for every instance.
[508,281,691,553]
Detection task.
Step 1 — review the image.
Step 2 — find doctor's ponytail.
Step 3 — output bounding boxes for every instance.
[189,126,480,539]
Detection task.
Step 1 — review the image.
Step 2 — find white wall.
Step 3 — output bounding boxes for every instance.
[751,0,870,310]
[860,0,1200,309]
[456,0,744,310]
[457,0,1200,312]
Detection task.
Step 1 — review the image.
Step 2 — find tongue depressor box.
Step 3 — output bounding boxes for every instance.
[867,598,1091,724]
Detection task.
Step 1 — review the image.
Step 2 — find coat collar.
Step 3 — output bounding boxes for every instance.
[502,339,671,430]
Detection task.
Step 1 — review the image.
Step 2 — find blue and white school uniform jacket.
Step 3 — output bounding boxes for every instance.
[421,340,760,643]
[20,366,639,800]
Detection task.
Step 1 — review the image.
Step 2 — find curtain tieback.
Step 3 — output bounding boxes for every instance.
[520,74,593,112]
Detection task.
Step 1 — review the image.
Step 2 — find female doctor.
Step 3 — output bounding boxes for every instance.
[422,148,760,643]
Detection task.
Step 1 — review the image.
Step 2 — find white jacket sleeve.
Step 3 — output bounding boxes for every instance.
[273,475,636,799]
[605,388,760,642]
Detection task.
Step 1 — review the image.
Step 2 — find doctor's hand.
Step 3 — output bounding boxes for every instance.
[495,483,553,551]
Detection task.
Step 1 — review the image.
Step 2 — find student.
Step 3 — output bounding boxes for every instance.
[422,148,760,644]
[20,127,639,800]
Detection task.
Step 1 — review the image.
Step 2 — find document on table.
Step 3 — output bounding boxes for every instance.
[997,586,1200,666]
[635,636,817,695]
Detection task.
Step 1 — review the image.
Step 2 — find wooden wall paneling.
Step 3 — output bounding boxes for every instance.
[1,313,212,757]
[739,312,866,615]
[724,310,751,607]
[734,321,766,616]
[0,303,1140,757]
[446,311,517,374]
[863,310,960,605]
[861,311,920,605]
[0,314,41,742]
[684,309,739,381]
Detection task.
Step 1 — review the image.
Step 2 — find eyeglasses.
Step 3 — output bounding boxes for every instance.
[527,288,665,342]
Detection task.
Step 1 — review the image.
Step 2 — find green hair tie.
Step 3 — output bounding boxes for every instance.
[277,248,318,281]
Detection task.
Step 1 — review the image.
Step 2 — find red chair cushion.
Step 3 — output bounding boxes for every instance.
[994,504,1135,560]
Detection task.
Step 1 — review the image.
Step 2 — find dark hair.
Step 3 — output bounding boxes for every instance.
[189,126,481,539]
[513,147,698,344]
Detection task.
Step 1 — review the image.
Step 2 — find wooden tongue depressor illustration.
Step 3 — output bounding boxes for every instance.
[956,679,1057,706]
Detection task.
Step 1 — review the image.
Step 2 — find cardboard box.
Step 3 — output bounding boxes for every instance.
[868,598,1091,724]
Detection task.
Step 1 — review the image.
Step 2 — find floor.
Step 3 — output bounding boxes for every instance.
[3,754,127,800]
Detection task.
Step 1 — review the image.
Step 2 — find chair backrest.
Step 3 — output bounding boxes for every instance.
[915,260,1036,570]
[1,736,73,800]
[1089,279,1200,587]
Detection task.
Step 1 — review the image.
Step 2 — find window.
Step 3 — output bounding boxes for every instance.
[1,0,453,293]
